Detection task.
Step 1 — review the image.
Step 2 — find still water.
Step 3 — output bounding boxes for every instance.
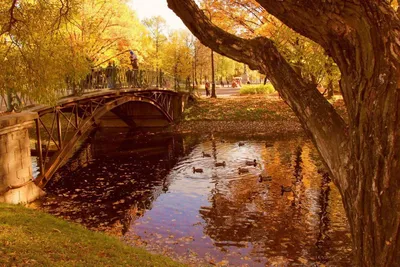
[36,128,352,266]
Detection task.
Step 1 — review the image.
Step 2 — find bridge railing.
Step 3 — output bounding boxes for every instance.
[0,67,193,114]
[62,68,177,96]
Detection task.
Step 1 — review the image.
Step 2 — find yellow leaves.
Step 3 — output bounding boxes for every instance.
[298,257,308,264]
[1,0,152,102]
[161,29,193,78]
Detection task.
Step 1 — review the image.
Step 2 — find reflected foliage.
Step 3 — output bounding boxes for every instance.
[36,132,351,265]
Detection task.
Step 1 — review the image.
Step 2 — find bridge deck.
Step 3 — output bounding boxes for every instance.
[26,88,177,114]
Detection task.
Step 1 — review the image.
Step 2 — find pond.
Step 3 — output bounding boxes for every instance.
[33,128,352,266]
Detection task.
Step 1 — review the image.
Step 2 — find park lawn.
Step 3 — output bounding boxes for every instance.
[183,95,296,121]
[239,83,275,95]
[175,94,346,137]
[0,203,185,267]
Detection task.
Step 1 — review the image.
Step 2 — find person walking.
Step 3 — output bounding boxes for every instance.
[205,82,210,96]
[130,50,139,87]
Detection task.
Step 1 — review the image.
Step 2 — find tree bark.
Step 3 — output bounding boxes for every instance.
[167,0,400,266]
[211,48,216,98]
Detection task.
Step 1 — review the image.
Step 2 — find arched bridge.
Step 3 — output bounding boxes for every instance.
[27,88,189,187]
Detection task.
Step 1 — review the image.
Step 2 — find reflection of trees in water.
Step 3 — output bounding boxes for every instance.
[290,146,304,208]
[293,146,303,182]
[198,141,347,264]
[42,131,194,235]
[314,172,332,263]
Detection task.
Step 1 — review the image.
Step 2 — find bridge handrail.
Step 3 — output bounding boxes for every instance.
[1,67,193,113]
[24,88,186,115]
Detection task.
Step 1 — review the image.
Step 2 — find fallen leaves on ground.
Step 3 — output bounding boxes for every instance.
[171,95,347,137]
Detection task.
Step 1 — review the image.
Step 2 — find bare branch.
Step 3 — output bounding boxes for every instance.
[51,0,72,31]
[0,0,19,36]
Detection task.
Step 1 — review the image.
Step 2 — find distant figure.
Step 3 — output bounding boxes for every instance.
[247,81,251,84]
[186,76,191,90]
[221,80,224,87]
[106,62,113,88]
[130,50,139,87]
[205,82,210,96]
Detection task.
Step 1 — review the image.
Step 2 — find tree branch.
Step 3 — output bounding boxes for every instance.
[0,0,19,36]
[167,0,350,188]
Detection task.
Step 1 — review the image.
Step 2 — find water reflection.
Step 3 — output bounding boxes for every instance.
[37,129,194,235]
[36,130,352,266]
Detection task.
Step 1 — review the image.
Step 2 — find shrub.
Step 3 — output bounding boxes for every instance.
[239,83,275,95]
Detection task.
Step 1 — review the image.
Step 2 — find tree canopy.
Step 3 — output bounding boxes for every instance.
[167,0,400,266]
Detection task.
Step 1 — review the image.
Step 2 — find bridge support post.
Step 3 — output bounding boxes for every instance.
[0,113,44,204]
[172,93,189,120]
[34,119,44,174]
[56,109,63,149]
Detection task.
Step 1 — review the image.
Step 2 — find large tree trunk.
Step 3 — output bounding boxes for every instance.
[167,0,400,266]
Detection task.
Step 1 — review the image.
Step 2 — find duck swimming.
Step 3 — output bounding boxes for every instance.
[202,152,211,157]
[281,185,293,193]
[259,174,272,182]
[245,159,257,166]
[265,142,273,148]
[193,167,203,173]
[238,167,249,174]
[215,161,226,167]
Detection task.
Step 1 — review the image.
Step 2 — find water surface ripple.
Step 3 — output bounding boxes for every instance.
[36,129,352,266]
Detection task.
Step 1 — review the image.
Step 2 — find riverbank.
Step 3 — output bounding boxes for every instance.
[173,95,303,137]
[0,93,346,267]
[0,203,184,266]
[172,94,346,137]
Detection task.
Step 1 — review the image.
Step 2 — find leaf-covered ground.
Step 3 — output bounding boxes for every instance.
[171,95,347,138]
[172,95,303,137]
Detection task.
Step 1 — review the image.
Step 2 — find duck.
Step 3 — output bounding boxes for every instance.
[245,159,257,166]
[202,152,211,157]
[238,141,245,146]
[193,167,203,173]
[215,161,226,167]
[265,142,274,148]
[238,167,249,174]
[281,185,293,193]
[258,174,272,182]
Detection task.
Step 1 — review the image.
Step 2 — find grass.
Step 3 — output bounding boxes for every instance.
[0,203,185,267]
[239,83,275,95]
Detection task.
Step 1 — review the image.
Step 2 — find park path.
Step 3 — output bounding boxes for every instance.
[198,86,241,97]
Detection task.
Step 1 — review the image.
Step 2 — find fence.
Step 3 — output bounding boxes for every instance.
[0,67,193,114]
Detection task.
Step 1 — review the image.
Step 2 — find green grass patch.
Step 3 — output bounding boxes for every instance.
[239,83,275,95]
[0,203,184,266]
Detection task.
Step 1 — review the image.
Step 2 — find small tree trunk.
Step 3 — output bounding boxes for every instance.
[211,49,216,98]
[327,80,333,99]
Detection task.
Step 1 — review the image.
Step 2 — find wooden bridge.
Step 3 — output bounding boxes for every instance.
[0,88,189,203]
